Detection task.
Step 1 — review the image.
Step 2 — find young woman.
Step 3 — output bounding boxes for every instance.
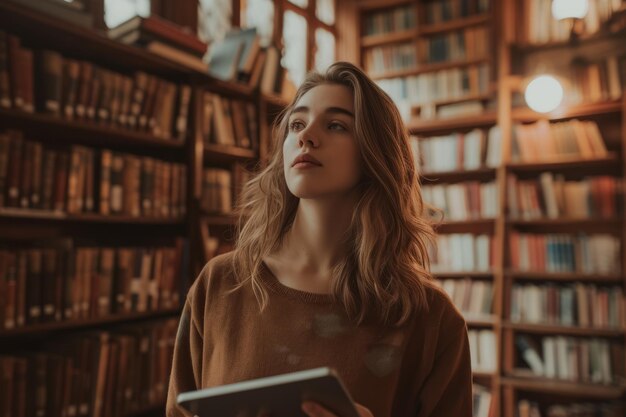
[166,62,473,417]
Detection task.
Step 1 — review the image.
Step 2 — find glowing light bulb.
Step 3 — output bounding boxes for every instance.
[524,75,564,113]
[551,0,588,20]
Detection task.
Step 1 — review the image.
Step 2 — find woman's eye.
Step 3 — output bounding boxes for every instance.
[329,122,346,131]
[289,121,305,131]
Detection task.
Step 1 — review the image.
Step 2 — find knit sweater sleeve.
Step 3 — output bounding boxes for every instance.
[165,281,205,417]
[415,301,473,417]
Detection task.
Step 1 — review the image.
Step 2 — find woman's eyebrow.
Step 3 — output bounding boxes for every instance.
[291,106,355,118]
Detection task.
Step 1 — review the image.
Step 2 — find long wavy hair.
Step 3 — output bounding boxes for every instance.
[231,61,437,326]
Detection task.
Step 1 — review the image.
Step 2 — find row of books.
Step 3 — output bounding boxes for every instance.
[509,232,621,275]
[201,92,259,149]
[0,31,192,141]
[201,168,232,214]
[200,165,252,215]
[425,0,491,24]
[364,42,418,75]
[515,335,622,385]
[472,384,493,417]
[0,318,178,417]
[430,234,494,273]
[412,126,502,172]
[421,27,489,63]
[517,400,624,417]
[0,240,186,330]
[570,55,626,104]
[521,0,622,44]
[423,181,498,221]
[362,4,416,36]
[510,283,624,329]
[507,174,624,220]
[468,329,497,373]
[0,132,187,218]
[439,278,494,319]
[512,119,608,162]
[377,63,490,108]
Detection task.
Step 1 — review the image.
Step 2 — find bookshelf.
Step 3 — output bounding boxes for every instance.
[347,0,626,416]
[357,0,495,123]
[501,1,626,416]
[0,2,286,417]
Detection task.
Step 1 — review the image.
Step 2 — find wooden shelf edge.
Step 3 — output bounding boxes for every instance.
[507,218,623,227]
[261,92,290,109]
[201,213,238,225]
[419,13,491,36]
[512,100,622,122]
[356,0,413,11]
[505,155,621,172]
[370,57,490,80]
[503,322,625,337]
[501,375,626,398]
[0,208,186,225]
[408,111,498,134]
[361,28,418,47]
[433,271,496,278]
[0,308,181,337]
[507,271,623,282]
[0,108,187,150]
[204,143,257,160]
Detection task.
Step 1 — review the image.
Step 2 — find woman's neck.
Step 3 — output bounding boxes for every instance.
[266,194,358,293]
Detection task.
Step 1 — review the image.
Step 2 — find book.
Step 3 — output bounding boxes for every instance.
[107,15,208,57]
[145,41,207,73]
[177,367,360,417]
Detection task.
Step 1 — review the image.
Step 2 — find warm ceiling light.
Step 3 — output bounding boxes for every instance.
[524,75,564,113]
[551,0,589,20]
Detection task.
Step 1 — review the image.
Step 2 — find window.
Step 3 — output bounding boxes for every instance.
[104,0,150,29]
[242,0,275,47]
[281,0,336,87]
[198,0,232,43]
[316,0,334,25]
[314,28,334,72]
[282,10,308,86]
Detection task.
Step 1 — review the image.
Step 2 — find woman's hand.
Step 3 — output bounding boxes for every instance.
[301,401,373,417]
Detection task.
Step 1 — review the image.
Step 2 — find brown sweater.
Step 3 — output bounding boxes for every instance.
[166,253,473,417]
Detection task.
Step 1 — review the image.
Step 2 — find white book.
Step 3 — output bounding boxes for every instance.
[542,337,557,379]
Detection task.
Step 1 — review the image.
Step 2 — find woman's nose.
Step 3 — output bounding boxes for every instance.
[298,127,319,148]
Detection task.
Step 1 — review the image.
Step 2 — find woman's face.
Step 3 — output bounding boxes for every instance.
[283,83,362,200]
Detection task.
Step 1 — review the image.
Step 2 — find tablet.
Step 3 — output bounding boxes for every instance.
[176,367,361,417]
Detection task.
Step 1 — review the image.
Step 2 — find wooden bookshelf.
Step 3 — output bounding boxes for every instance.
[0,2,280,417]
[352,0,626,415]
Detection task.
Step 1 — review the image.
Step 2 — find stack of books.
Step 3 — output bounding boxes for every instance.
[108,15,209,72]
